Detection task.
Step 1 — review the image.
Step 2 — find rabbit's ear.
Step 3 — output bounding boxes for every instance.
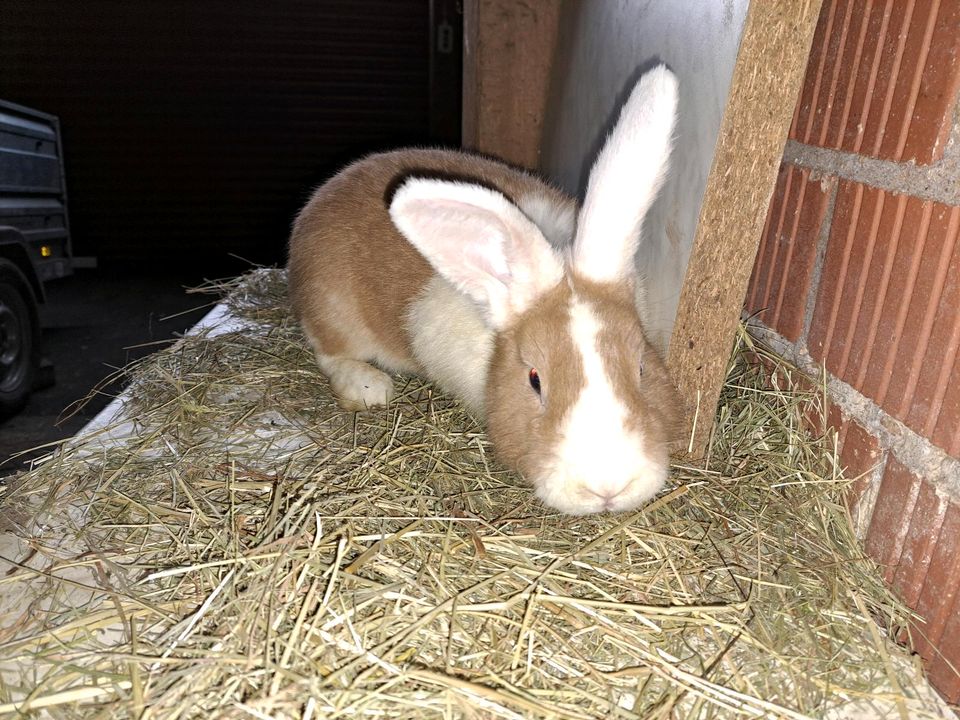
[390,178,564,329]
[572,65,678,284]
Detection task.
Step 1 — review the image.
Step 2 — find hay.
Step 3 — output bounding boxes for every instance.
[0,269,949,719]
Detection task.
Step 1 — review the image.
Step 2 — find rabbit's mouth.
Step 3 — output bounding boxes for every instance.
[529,448,667,516]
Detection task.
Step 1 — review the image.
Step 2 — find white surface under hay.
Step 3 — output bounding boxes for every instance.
[0,269,953,719]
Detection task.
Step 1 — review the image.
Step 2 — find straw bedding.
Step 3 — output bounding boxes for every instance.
[0,269,951,718]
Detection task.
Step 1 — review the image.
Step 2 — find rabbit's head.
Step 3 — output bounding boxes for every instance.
[390,66,681,514]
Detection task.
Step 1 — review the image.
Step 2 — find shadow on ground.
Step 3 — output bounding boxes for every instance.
[0,269,214,476]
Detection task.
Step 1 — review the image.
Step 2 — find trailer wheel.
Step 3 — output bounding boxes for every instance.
[0,260,39,419]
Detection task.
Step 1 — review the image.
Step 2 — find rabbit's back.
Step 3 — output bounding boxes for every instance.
[287,149,574,372]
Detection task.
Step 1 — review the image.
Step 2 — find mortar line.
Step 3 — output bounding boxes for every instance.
[784,140,960,207]
[801,175,840,348]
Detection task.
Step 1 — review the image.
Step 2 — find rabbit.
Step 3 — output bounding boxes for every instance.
[287,65,681,515]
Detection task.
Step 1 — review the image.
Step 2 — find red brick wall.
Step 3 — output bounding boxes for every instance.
[745,0,960,703]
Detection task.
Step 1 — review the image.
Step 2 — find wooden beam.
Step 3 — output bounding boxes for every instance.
[461,0,560,170]
[667,0,823,457]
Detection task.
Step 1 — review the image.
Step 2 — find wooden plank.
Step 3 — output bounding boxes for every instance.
[667,0,824,457]
[461,0,560,170]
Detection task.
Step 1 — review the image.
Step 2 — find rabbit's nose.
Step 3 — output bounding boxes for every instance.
[585,481,631,509]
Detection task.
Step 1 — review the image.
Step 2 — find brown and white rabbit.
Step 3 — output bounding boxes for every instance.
[287,65,681,515]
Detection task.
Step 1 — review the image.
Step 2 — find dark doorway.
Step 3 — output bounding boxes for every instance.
[0,0,462,275]
[0,1,462,473]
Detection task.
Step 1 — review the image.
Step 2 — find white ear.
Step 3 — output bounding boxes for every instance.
[573,64,678,284]
[390,178,564,329]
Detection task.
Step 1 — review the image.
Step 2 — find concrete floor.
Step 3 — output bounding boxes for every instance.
[0,269,213,475]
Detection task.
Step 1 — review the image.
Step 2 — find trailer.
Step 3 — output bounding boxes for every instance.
[0,99,74,417]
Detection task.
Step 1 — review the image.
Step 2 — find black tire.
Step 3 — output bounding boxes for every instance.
[0,261,40,420]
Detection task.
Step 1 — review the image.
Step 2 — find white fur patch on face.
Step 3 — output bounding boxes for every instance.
[535,299,666,515]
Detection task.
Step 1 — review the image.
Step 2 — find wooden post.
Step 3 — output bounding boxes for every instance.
[461,0,561,170]
[667,0,823,457]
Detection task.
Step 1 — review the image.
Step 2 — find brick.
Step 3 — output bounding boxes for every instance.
[864,456,921,583]
[908,210,960,445]
[746,165,832,341]
[822,0,873,151]
[802,383,837,439]
[903,0,960,161]
[858,195,931,401]
[913,502,960,660]
[884,0,960,163]
[791,0,838,141]
[932,353,960,458]
[882,205,960,421]
[822,408,884,514]
[875,0,939,160]
[822,184,884,377]
[843,193,909,390]
[826,401,844,441]
[747,165,792,323]
[858,0,916,156]
[840,416,883,481]
[891,480,947,607]
[839,0,891,152]
[810,183,960,459]
[926,592,960,703]
[792,0,960,163]
[805,0,857,146]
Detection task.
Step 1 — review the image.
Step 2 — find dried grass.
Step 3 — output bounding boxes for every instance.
[0,269,946,718]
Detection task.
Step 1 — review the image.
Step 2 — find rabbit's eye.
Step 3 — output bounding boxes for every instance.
[528,368,542,395]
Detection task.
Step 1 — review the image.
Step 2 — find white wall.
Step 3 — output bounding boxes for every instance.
[540,0,749,353]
